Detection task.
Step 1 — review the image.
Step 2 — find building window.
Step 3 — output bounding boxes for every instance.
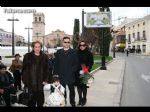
[39,17,41,21]
[137,32,140,40]
[138,24,140,27]
[143,45,146,53]
[133,33,135,39]
[35,17,37,21]
[128,27,130,30]
[143,30,146,40]
[143,22,145,25]
[128,34,131,43]
[133,25,134,28]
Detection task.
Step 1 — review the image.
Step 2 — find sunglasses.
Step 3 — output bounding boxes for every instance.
[79,44,86,47]
[64,41,70,43]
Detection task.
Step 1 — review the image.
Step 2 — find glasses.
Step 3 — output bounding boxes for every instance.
[64,41,70,43]
[79,44,86,47]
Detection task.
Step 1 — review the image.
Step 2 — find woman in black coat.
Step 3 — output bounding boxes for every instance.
[76,40,94,106]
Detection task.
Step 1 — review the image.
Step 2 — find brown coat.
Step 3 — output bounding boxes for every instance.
[9,59,23,73]
[22,51,49,92]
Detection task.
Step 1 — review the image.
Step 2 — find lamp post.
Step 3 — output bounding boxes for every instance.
[7,14,19,56]
[81,9,85,38]
[100,28,107,70]
[25,27,32,53]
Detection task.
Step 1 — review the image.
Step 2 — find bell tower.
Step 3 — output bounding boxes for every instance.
[32,12,45,43]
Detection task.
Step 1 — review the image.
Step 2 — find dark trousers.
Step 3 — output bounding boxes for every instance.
[1,87,16,106]
[62,84,75,105]
[48,68,53,83]
[28,90,44,107]
[77,84,87,102]
[13,70,22,90]
[2,91,11,106]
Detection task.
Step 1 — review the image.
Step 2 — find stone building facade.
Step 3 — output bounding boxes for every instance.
[125,15,150,54]
[32,12,72,48]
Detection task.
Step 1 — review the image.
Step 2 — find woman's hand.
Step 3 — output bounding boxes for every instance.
[42,81,48,85]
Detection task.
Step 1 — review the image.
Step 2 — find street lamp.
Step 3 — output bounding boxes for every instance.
[25,26,32,53]
[100,28,107,70]
[81,9,85,38]
[7,14,19,56]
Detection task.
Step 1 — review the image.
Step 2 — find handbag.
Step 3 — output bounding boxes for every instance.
[0,96,6,106]
[18,87,32,106]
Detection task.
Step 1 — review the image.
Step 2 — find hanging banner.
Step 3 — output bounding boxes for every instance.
[85,12,112,28]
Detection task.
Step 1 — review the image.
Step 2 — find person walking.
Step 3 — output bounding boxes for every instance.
[9,54,23,91]
[126,49,129,56]
[22,41,49,107]
[54,36,79,107]
[76,40,94,106]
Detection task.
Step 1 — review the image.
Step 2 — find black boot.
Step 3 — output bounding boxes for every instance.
[82,98,87,106]
[77,100,82,106]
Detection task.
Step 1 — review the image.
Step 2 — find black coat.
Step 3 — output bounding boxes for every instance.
[0,71,14,89]
[77,49,94,71]
[22,51,49,92]
[54,48,79,85]
[75,49,94,85]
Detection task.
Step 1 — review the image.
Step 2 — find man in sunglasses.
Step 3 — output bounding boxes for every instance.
[54,36,79,107]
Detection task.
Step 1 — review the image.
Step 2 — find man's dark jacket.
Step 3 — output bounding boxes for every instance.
[54,48,79,85]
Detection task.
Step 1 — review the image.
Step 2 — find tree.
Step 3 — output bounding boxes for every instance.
[72,19,80,49]
[82,7,113,56]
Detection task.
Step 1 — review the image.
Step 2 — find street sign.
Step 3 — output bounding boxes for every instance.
[85,12,112,28]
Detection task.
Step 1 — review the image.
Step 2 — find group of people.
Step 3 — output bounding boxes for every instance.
[0,36,94,107]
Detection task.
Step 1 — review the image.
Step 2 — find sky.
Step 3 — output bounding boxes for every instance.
[0,7,150,42]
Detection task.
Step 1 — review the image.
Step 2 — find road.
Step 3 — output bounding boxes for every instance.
[115,53,150,106]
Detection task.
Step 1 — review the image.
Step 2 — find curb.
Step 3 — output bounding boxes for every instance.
[113,59,126,106]
[90,59,114,75]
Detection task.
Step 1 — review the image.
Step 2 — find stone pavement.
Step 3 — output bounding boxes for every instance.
[84,57,125,106]
[63,57,125,107]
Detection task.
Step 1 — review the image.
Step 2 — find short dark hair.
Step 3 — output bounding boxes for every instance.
[0,65,7,70]
[63,36,70,41]
[15,54,21,57]
[52,75,60,82]
[31,41,43,48]
[78,40,87,47]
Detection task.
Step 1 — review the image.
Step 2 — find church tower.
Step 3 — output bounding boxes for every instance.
[32,12,45,44]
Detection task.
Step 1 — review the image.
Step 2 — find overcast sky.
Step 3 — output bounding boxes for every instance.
[0,7,150,41]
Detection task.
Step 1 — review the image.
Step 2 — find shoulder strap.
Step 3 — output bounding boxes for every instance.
[50,84,55,93]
